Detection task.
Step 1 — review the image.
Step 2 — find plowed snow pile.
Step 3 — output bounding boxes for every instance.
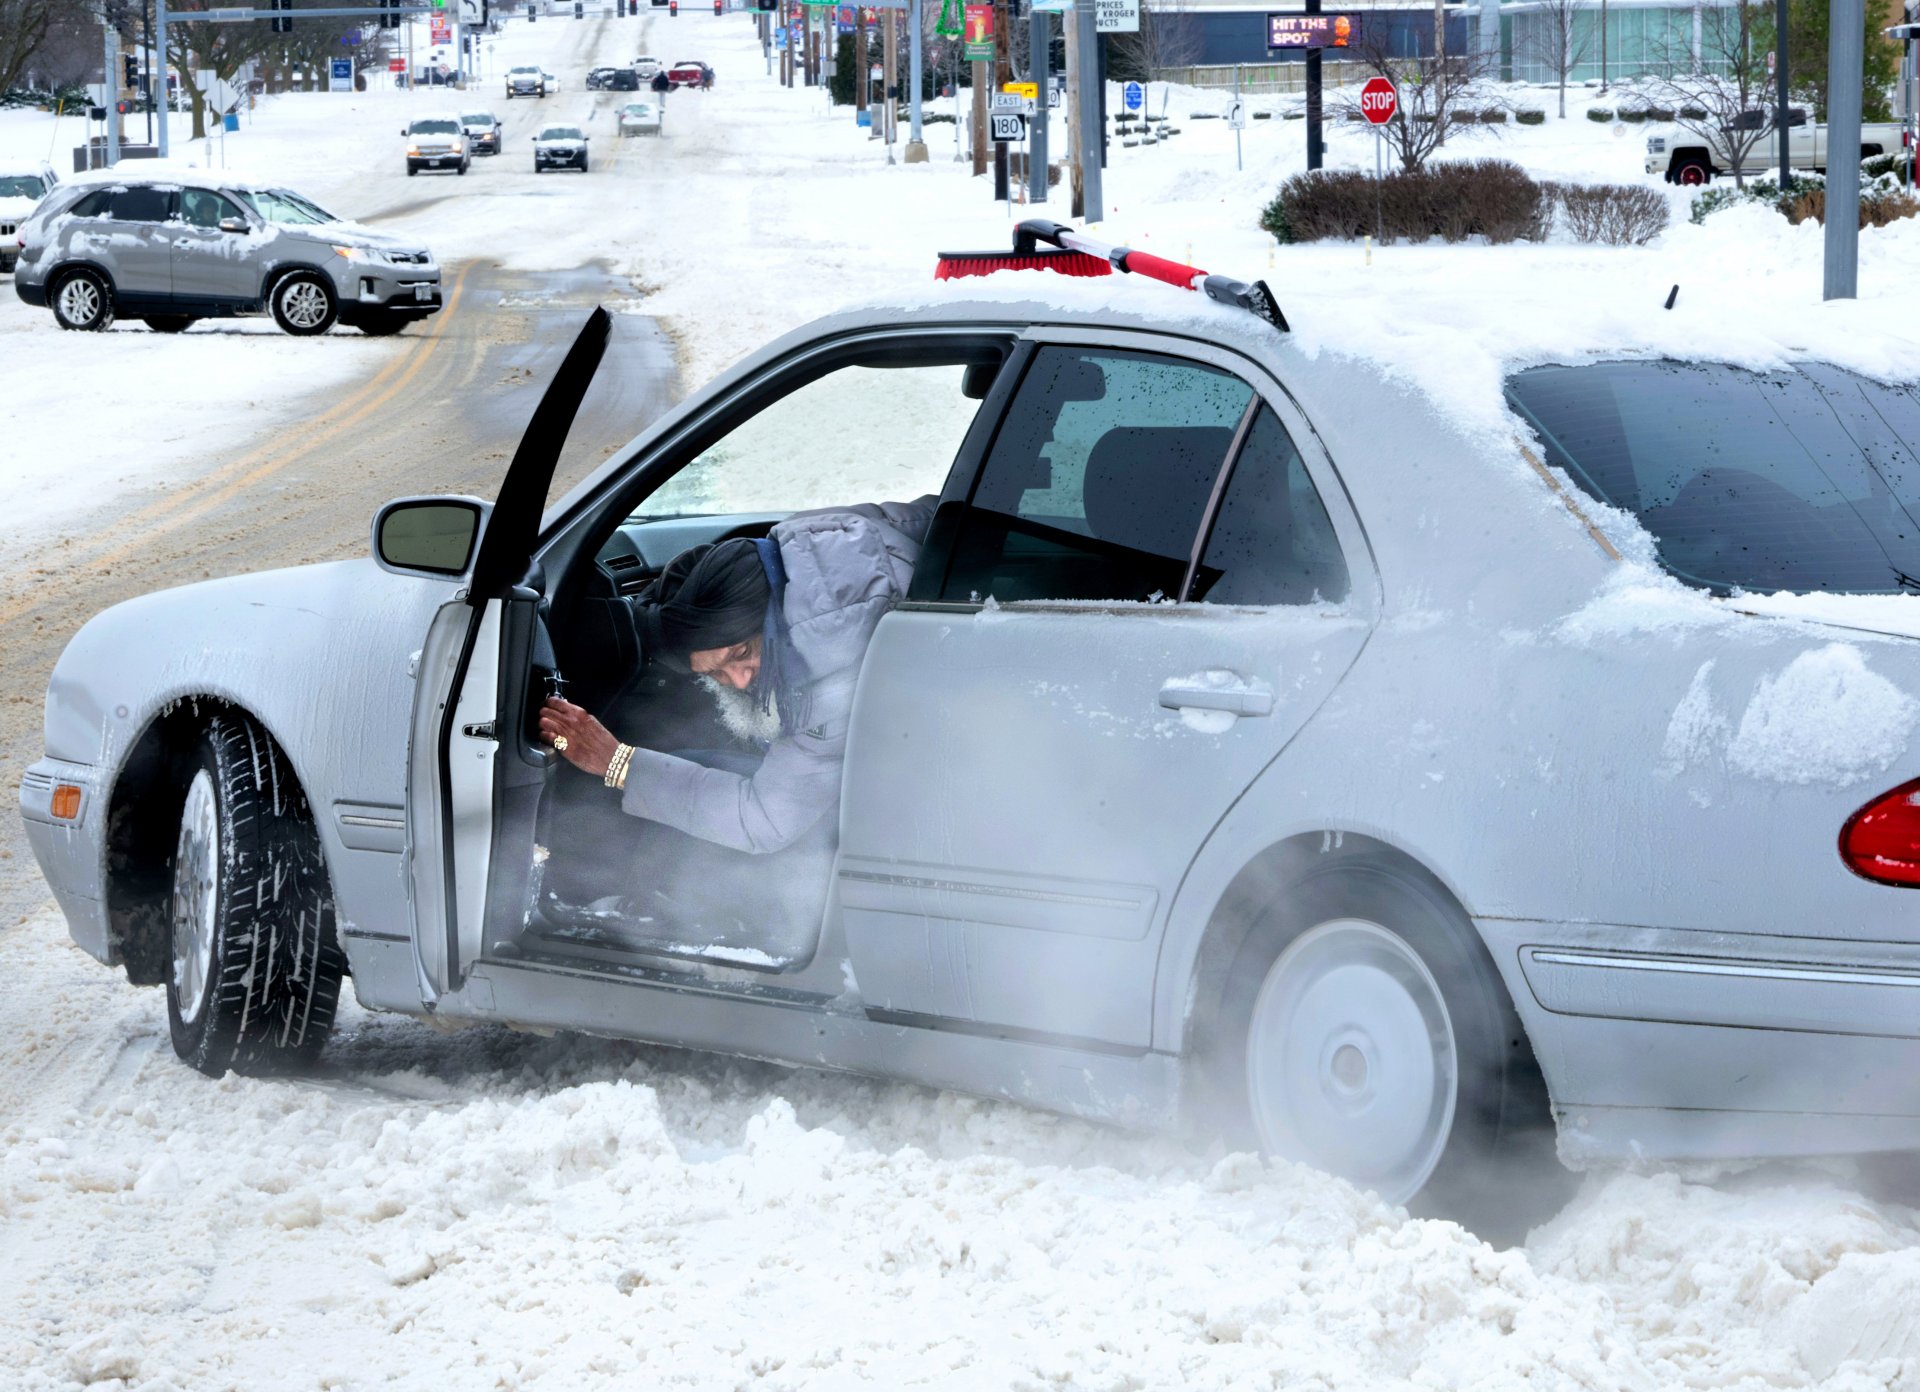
[4,914,1918,1392]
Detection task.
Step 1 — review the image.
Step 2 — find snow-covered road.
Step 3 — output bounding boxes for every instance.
[9,8,1920,1390]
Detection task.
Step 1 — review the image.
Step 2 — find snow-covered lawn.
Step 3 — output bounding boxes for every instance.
[8,12,1920,1391]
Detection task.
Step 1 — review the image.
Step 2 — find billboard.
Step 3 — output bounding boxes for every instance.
[1266,12,1357,48]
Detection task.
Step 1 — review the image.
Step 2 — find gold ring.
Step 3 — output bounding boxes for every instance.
[553,735,569,752]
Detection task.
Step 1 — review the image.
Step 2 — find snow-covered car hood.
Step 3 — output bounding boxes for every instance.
[287,219,433,259]
[535,137,586,148]
[0,194,39,221]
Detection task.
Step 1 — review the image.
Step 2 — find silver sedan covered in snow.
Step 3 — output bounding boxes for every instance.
[21,283,1920,1230]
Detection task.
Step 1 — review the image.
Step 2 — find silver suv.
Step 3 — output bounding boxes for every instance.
[12,175,442,336]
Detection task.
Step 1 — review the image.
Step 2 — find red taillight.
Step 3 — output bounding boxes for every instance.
[1841,777,1920,886]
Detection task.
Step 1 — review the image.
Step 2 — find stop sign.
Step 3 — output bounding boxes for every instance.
[1359,76,1398,125]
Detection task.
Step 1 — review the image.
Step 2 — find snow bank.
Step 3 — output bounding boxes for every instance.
[5,911,1920,1391]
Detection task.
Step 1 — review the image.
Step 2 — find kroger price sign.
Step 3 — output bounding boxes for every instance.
[1094,0,1139,33]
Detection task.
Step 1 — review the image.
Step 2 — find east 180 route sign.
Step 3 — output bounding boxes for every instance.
[1266,12,1357,48]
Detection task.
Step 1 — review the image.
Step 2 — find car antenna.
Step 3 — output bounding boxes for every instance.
[935,220,1290,333]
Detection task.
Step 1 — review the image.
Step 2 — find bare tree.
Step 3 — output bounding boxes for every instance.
[1648,1,1771,187]
[0,0,64,96]
[1519,0,1594,119]
[1106,1,1202,84]
[1338,5,1505,171]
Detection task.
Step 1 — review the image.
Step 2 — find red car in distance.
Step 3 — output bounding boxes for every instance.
[666,60,713,89]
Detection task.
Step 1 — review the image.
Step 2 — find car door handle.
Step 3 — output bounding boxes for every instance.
[1158,681,1274,718]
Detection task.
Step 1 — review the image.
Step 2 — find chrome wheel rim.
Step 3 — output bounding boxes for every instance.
[1245,919,1458,1204]
[281,280,329,329]
[170,770,219,1025]
[59,277,101,324]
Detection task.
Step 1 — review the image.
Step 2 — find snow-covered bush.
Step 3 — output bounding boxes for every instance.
[1516,109,1546,125]
[1690,169,1919,229]
[1619,107,1650,123]
[1586,107,1613,123]
[1555,183,1671,244]
[1262,160,1548,245]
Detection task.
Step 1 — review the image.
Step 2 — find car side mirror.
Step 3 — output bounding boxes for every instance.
[373,496,490,578]
[217,217,248,234]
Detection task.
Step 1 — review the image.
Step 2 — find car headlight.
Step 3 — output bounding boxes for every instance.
[331,244,374,262]
[407,144,421,156]
[451,141,464,153]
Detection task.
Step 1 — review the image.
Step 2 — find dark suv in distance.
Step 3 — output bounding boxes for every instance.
[13,176,442,336]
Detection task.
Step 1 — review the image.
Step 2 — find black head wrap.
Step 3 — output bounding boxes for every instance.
[634,538,772,672]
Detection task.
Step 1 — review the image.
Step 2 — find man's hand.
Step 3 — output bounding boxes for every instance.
[538,698,621,779]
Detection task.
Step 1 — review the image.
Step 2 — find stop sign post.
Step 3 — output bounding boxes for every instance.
[1360,77,1396,250]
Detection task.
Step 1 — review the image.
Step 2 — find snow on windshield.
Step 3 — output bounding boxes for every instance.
[540,127,583,140]
[0,175,46,198]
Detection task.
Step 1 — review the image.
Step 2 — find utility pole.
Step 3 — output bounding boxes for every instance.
[1072,0,1100,218]
[905,0,927,159]
[1598,0,1608,92]
[155,0,170,157]
[883,3,898,158]
[1825,0,1864,299]
[105,26,123,166]
[1305,0,1322,168]
[1027,1,1048,200]
[992,0,1009,198]
[1776,0,1789,187]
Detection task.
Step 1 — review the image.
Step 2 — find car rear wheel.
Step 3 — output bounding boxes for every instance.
[143,315,195,333]
[1673,156,1712,186]
[270,271,338,336]
[166,713,346,1078]
[52,268,114,331]
[1201,857,1563,1242]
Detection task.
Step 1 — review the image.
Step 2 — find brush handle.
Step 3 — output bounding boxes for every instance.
[1117,249,1204,292]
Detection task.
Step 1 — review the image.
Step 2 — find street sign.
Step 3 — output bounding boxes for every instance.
[1359,75,1397,125]
[458,0,488,20]
[1226,99,1246,130]
[991,91,1028,111]
[342,27,361,44]
[1266,12,1356,49]
[1122,80,1142,111]
[990,111,1025,142]
[389,57,407,71]
[1094,0,1138,33]
[1003,80,1037,100]
[329,58,353,92]
[430,15,451,41]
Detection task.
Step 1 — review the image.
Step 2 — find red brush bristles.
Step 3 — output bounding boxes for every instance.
[934,249,1113,281]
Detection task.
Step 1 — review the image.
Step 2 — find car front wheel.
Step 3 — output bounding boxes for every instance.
[1673,156,1713,186]
[52,268,115,331]
[1201,857,1562,1242]
[270,271,338,335]
[166,713,346,1078]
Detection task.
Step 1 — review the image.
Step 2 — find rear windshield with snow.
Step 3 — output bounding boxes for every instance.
[1507,361,1920,596]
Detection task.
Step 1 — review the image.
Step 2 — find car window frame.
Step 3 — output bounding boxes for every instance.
[905,324,1378,620]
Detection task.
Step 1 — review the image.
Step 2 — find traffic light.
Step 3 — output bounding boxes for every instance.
[756,0,776,11]
[122,53,138,88]
[270,0,293,33]
[379,0,401,30]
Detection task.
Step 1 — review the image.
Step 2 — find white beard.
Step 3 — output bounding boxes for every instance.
[698,676,783,744]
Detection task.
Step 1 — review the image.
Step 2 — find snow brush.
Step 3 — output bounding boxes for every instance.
[935,219,1289,333]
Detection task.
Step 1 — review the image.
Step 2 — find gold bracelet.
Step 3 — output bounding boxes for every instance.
[604,743,635,791]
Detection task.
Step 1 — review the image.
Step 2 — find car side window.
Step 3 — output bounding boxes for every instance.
[1192,406,1350,606]
[68,189,113,218]
[108,186,172,223]
[936,346,1252,604]
[180,188,245,229]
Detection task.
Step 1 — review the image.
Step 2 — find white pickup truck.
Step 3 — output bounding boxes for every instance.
[1646,107,1906,184]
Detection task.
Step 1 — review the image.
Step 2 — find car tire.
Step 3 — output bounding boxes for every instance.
[1672,156,1712,186]
[407,164,419,176]
[269,270,338,336]
[165,712,346,1079]
[1196,855,1564,1244]
[51,267,115,331]
[143,315,195,334]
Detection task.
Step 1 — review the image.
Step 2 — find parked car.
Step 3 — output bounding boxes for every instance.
[25,257,1920,1231]
[666,60,712,89]
[460,110,503,156]
[542,68,561,92]
[12,174,441,335]
[402,112,470,175]
[585,66,621,90]
[632,54,662,78]
[617,100,661,136]
[532,123,590,172]
[0,160,59,273]
[605,67,641,91]
[506,64,546,97]
[1646,106,1907,184]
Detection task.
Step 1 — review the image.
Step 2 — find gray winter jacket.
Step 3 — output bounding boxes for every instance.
[618,496,938,852]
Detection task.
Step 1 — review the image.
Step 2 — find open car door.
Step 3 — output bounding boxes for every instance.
[406,309,612,1003]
